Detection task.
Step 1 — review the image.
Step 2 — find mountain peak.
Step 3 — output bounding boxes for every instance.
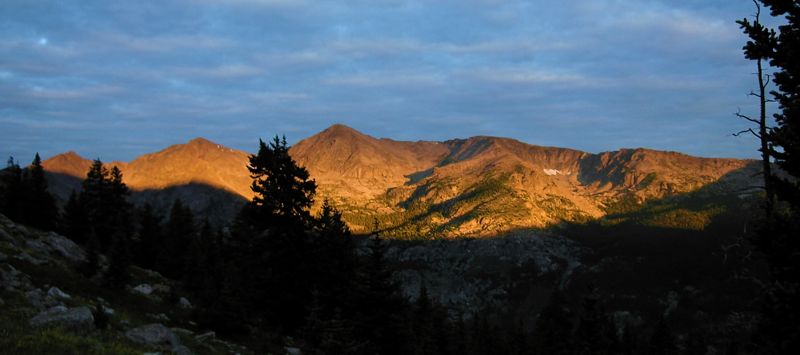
[321,123,365,137]
[50,151,85,160]
[186,137,217,147]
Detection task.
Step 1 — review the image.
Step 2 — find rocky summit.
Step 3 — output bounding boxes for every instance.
[42,124,759,235]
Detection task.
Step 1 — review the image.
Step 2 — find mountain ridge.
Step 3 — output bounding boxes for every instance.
[42,124,758,236]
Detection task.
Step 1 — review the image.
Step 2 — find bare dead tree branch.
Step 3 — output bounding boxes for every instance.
[733,128,762,139]
[735,109,761,125]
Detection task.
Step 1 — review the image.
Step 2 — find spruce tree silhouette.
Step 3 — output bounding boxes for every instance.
[135,203,162,269]
[237,135,318,332]
[24,153,58,230]
[159,198,195,279]
[62,190,89,245]
[0,157,24,222]
[738,1,800,352]
[242,135,316,231]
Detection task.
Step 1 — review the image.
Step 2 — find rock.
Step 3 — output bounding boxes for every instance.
[172,328,194,336]
[0,251,7,261]
[0,297,5,306]
[178,297,192,309]
[125,323,180,348]
[43,232,86,262]
[101,305,115,315]
[152,283,171,294]
[29,306,94,331]
[0,265,22,292]
[147,313,170,321]
[47,286,71,300]
[25,289,46,310]
[0,225,12,242]
[132,283,154,295]
[25,239,51,256]
[195,331,215,342]
[173,345,194,355]
[15,251,47,265]
[285,347,302,355]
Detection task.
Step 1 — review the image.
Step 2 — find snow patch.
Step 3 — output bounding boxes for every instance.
[543,169,571,176]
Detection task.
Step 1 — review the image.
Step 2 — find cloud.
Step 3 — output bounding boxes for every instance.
[0,0,767,161]
[95,33,235,53]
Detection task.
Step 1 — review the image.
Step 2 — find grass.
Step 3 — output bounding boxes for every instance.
[0,290,149,355]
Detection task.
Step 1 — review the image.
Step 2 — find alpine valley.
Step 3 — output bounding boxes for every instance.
[2,124,766,353]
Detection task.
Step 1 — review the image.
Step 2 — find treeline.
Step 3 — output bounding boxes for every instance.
[0,154,57,230]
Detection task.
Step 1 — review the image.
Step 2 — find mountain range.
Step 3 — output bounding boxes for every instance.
[42,124,759,236]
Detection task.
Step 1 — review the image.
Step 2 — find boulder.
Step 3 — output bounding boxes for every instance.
[47,286,71,300]
[0,225,12,242]
[147,313,171,322]
[1,265,32,292]
[15,251,47,265]
[101,305,115,315]
[178,297,192,309]
[43,232,86,263]
[195,331,215,342]
[29,306,94,331]
[125,323,180,348]
[24,239,51,257]
[25,288,54,310]
[132,283,154,295]
[173,345,194,355]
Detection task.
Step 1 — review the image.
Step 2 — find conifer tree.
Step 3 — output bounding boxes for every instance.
[135,203,162,269]
[105,228,132,289]
[739,2,800,351]
[413,284,436,355]
[242,135,316,231]
[80,159,113,250]
[575,292,613,355]
[158,199,195,279]
[312,200,358,311]
[356,234,414,355]
[62,190,89,244]
[0,156,23,222]
[184,218,215,293]
[647,317,675,355]
[533,290,574,355]
[234,136,319,332]
[23,153,58,230]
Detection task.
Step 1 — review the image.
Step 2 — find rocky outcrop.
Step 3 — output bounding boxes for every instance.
[125,323,192,354]
[29,306,94,331]
[380,231,587,316]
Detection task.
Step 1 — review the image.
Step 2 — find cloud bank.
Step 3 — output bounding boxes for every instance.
[0,0,777,161]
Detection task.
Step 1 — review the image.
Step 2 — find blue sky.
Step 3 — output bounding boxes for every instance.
[0,0,784,162]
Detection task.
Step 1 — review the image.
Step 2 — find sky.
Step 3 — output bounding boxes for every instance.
[0,0,787,162]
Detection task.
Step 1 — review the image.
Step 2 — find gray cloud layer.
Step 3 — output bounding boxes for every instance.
[0,0,780,161]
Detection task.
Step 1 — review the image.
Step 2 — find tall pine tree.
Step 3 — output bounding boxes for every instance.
[23,153,58,230]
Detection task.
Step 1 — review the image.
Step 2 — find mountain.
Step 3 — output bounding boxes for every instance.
[42,124,759,235]
[42,138,251,225]
[291,125,757,236]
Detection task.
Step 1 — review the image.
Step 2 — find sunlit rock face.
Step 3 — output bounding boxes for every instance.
[42,124,758,234]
